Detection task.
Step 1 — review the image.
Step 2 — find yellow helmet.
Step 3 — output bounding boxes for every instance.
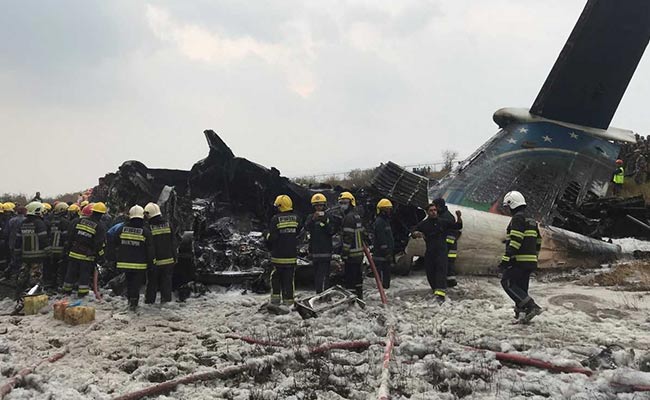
[92,202,107,214]
[310,193,327,205]
[68,204,80,213]
[80,200,89,208]
[54,202,69,213]
[273,195,293,212]
[338,192,356,207]
[3,202,16,212]
[43,202,52,212]
[376,198,393,214]
[0,203,3,213]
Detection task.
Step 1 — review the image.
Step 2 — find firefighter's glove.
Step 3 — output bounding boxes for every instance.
[498,260,512,273]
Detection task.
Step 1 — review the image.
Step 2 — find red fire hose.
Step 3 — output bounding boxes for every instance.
[363,245,388,305]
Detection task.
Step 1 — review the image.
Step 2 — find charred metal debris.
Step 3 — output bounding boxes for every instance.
[101,130,649,289]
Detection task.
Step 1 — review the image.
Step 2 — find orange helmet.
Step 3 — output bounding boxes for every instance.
[615,159,623,165]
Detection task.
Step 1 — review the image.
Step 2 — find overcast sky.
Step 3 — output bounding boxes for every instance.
[2,1,650,197]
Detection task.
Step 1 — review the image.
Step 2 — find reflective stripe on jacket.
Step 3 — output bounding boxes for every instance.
[502,209,541,268]
[15,216,50,260]
[267,211,301,265]
[341,209,365,262]
[115,222,154,270]
[148,216,176,266]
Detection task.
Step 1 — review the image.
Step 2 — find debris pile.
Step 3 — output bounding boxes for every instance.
[554,195,650,239]
[100,129,650,288]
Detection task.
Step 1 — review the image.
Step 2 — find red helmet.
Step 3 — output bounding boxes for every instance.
[615,159,623,165]
[81,203,94,217]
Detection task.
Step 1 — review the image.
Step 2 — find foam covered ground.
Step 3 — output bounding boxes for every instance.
[0,270,649,399]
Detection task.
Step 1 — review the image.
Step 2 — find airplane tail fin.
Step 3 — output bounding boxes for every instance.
[531,0,650,130]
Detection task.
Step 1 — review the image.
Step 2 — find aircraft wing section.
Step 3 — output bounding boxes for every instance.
[530,0,650,130]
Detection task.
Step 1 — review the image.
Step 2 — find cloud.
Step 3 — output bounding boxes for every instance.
[145,4,317,97]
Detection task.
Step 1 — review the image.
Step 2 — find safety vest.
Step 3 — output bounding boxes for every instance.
[613,167,624,184]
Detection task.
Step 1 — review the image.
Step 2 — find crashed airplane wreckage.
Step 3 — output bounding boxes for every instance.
[324,0,650,276]
[101,0,650,286]
[421,0,650,274]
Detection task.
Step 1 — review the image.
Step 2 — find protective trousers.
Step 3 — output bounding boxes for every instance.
[424,250,447,296]
[374,259,391,289]
[501,266,534,308]
[63,259,93,297]
[145,264,174,304]
[42,257,58,290]
[125,270,146,307]
[447,259,456,279]
[15,262,42,300]
[270,264,295,305]
[313,258,330,294]
[344,260,363,299]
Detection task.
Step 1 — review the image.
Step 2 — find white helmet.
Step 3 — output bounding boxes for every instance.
[26,201,43,217]
[144,202,161,218]
[503,191,526,210]
[129,205,145,219]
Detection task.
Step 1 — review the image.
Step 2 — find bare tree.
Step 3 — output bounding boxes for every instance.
[442,150,459,171]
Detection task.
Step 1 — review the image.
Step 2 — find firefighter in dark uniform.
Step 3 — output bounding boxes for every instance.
[432,198,461,288]
[144,202,176,304]
[45,202,70,291]
[63,202,107,297]
[338,192,366,299]
[14,202,50,308]
[115,205,154,311]
[266,195,300,307]
[373,199,394,289]
[413,203,462,304]
[499,191,543,323]
[304,193,334,294]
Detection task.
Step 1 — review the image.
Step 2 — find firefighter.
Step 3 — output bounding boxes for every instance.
[42,203,52,219]
[612,159,625,196]
[432,198,462,288]
[266,195,300,308]
[304,193,334,293]
[373,199,394,289]
[45,202,71,291]
[67,204,80,220]
[13,202,50,312]
[115,205,154,311]
[499,191,543,324]
[5,204,26,278]
[144,202,176,304]
[338,192,366,299]
[413,202,462,304]
[63,202,107,297]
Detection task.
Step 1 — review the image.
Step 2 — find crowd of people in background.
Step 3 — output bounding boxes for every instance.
[618,133,649,185]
